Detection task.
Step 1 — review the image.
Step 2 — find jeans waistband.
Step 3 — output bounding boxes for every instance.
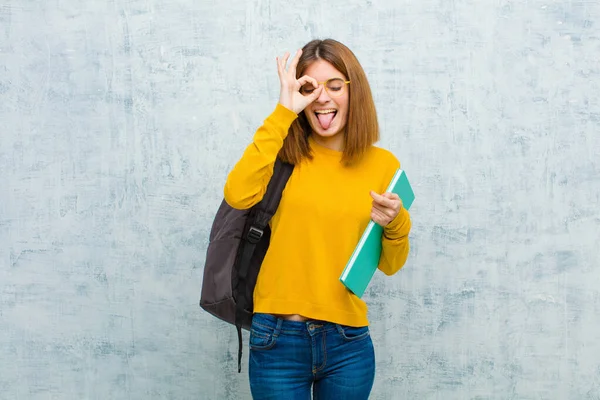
[251,313,339,335]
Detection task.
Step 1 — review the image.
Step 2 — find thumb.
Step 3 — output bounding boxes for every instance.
[309,85,324,101]
[370,190,383,201]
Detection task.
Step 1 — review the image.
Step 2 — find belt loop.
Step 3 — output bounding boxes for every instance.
[273,317,283,337]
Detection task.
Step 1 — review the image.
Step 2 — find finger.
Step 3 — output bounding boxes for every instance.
[377,208,395,226]
[382,192,403,209]
[371,208,390,226]
[372,203,396,219]
[309,85,324,100]
[372,203,394,219]
[276,56,283,78]
[297,75,318,88]
[281,52,291,71]
[371,208,383,222]
[370,191,395,208]
[370,190,384,201]
[289,49,302,76]
[382,192,400,201]
[370,212,382,226]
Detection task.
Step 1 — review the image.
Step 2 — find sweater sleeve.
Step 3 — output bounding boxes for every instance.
[377,207,412,276]
[223,104,298,210]
[376,153,412,276]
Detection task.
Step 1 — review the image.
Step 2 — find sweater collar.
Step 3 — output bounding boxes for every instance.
[308,135,344,159]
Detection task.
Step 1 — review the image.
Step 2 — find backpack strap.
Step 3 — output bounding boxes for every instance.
[235,158,293,372]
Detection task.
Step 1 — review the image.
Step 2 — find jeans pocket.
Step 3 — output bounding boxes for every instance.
[249,319,279,350]
[336,324,370,342]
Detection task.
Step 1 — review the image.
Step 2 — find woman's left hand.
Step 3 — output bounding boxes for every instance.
[370,191,403,227]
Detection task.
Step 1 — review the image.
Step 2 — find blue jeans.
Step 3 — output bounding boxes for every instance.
[248,313,375,399]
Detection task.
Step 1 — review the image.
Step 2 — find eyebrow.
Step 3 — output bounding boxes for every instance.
[314,77,346,83]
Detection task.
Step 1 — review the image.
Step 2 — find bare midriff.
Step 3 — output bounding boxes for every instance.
[272,313,309,322]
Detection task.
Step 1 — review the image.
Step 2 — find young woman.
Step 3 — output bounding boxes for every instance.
[223,39,412,399]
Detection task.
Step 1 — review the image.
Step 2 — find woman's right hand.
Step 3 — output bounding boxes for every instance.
[277,49,323,114]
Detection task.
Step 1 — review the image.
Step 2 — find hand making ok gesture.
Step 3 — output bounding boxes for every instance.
[276,49,323,114]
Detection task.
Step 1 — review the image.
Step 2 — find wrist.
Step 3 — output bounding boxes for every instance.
[383,208,411,240]
[278,102,297,114]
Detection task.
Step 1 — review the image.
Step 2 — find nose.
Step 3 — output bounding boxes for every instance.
[316,85,331,103]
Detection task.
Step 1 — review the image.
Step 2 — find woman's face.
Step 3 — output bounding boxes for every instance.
[301,60,349,149]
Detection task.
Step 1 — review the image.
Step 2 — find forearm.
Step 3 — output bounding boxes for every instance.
[224,104,297,209]
[378,208,412,276]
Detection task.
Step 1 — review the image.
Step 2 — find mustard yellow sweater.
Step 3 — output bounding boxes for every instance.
[224,104,412,327]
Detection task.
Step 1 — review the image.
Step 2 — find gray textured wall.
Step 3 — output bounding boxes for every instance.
[1,0,599,399]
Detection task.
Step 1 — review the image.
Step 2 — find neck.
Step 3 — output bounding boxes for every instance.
[311,133,344,152]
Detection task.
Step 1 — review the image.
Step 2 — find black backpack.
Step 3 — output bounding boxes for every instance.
[199,158,294,372]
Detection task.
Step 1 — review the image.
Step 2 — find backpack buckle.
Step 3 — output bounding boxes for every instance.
[246,226,263,244]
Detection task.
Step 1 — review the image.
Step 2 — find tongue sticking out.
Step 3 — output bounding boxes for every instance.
[316,112,336,130]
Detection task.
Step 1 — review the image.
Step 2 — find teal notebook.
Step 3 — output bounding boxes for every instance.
[339,168,415,298]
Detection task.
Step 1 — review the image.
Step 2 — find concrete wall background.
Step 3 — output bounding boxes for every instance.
[1,0,599,399]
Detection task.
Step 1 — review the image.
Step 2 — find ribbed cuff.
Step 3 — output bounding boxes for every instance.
[384,207,411,240]
[270,103,298,128]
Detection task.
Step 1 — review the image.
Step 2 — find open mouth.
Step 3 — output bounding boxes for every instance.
[314,109,337,130]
